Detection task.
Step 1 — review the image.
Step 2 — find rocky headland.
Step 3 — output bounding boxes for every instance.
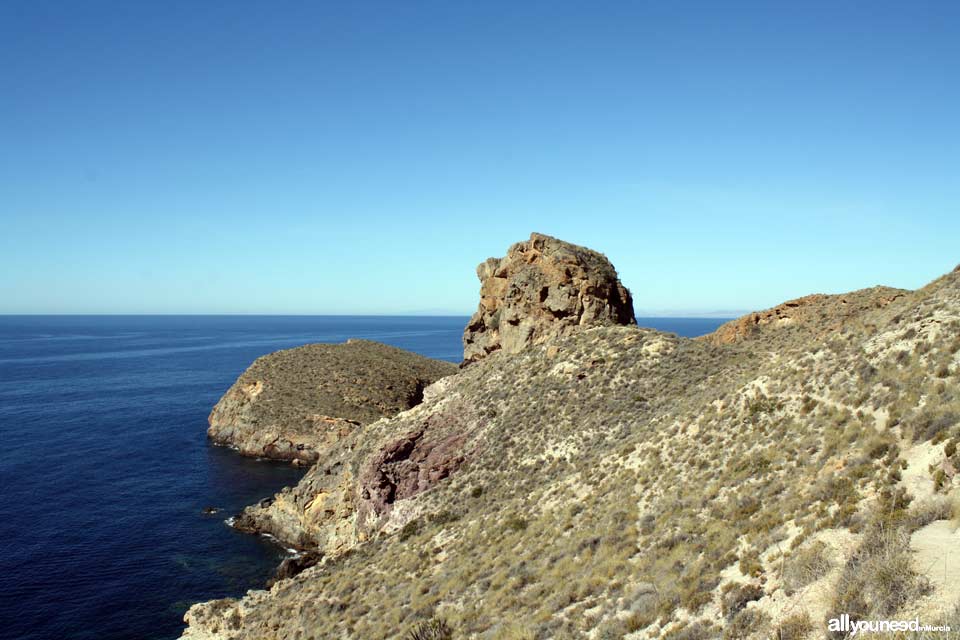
[208,340,457,465]
[184,235,960,640]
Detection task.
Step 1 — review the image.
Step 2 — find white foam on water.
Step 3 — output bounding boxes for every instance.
[256,531,300,555]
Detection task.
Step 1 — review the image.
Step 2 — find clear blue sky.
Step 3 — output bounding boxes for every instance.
[2,1,957,315]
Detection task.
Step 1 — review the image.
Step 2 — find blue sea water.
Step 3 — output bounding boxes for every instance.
[0,315,726,640]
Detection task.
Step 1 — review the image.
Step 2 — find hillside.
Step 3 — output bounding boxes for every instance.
[208,340,458,464]
[184,242,960,640]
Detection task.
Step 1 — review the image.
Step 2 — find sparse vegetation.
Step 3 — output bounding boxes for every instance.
[782,541,832,595]
[773,612,813,640]
[828,519,932,635]
[186,266,960,639]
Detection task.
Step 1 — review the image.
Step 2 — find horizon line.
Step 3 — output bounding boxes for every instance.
[0,311,742,319]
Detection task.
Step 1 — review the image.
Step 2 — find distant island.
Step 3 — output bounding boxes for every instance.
[184,234,960,640]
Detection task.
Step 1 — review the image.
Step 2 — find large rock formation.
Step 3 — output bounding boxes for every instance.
[462,233,636,364]
[207,340,457,464]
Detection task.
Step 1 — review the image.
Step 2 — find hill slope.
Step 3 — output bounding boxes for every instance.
[207,340,457,464]
[185,265,960,640]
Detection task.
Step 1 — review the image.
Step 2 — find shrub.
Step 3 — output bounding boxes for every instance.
[813,476,856,506]
[723,607,770,639]
[399,519,421,541]
[772,612,813,640]
[945,439,958,459]
[738,549,763,577]
[665,620,721,639]
[782,541,832,595]
[864,436,891,460]
[624,582,659,631]
[721,583,764,620]
[505,516,528,532]
[429,510,460,526]
[912,410,959,443]
[828,522,932,634]
[905,497,952,531]
[406,618,454,640]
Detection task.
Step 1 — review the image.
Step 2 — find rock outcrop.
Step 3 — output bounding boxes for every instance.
[207,340,457,464]
[462,232,636,364]
[228,373,477,554]
[702,286,907,346]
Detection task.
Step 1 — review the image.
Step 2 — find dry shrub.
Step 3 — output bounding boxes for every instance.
[721,583,764,620]
[772,611,813,640]
[407,618,453,640]
[828,522,932,636]
[782,541,832,595]
[723,607,770,639]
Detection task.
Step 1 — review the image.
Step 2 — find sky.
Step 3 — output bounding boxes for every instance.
[1,1,958,315]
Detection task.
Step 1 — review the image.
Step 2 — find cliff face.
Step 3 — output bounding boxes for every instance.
[184,243,960,640]
[207,340,457,464]
[462,233,635,364]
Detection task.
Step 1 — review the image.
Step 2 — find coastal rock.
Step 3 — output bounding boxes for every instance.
[462,232,636,364]
[208,340,457,464]
[356,424,468,526]
[229,376,482,556]
[265,552,322,588]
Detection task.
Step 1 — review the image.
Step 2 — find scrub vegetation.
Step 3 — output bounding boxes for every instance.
[183,266,960,640]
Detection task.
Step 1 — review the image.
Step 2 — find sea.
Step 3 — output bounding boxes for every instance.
[0,315,727,640]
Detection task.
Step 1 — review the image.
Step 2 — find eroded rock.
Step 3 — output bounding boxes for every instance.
[265,552,322,588]
[462,232,636,364]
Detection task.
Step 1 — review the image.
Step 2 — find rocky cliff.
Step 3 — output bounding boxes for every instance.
[183,241,960,640]
[462,233,635,364]
[207,340,457,464]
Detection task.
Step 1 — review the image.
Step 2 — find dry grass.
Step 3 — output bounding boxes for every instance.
[828,519,933,637]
